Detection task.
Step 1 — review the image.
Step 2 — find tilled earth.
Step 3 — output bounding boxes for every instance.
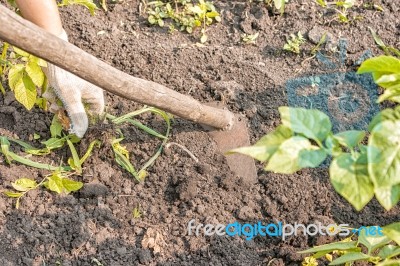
[0,0,399,265]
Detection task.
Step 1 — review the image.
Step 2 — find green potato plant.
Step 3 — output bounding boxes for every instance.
[250,0,289,15]
[241,32,259,45]
[0,0,98,110]
[315,0,368,24]
[230,55,400,211]
[1,105,172,208]
[58,0,98,15]
[283,32,305,54]
[1,45,47,110]
[300,223,400,265]
[146,0,221,43]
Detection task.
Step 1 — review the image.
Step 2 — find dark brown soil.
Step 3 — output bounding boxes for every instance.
[1,0,400,265]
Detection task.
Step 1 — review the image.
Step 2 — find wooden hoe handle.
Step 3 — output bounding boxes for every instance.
[0,4,235,130]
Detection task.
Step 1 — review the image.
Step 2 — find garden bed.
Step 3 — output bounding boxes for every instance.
[0,0,399,265]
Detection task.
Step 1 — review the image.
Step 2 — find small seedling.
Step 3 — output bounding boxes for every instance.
[91,258,104,266]
[146,0,221,43]
[310,76,320,88]
[310,33,327,55]
[254,0,290,15]
[283,32,305,54]
[315,0,327,8]
[132,205,142,219]
[314,0,359,23]
[241,32,259,45]
[58,0,98,15]
[369,27,400,58]
[363,2,384,12]
[301,256,318,266]
[4,171,83,209]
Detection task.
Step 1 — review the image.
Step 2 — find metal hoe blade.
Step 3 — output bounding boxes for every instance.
[204,103,257,185]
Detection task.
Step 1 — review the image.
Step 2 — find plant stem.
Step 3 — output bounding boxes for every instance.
[1,42,9,74]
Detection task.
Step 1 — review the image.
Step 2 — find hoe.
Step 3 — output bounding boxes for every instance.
[0,4,257,184]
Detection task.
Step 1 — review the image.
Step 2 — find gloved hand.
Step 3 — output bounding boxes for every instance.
[42,29,105,138]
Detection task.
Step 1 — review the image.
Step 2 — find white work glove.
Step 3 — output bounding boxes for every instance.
[42,29,105,138]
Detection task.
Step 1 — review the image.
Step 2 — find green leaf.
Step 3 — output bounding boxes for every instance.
[315,0,327,7]
[8,150,67,170]
[274,0,286,14]
[14,74,37,110]
[357,56,400,83]
[9,138,50,155]
[12,47,30,57]
[333,130,366,149]
[3,191,23,198]
[375,74,400,88]
[62,178,83,193]
[190,5,204,15]
[330,153,374,211]
[378,84,400,103]
[376,260,400,266]
[325,134,343,157]
[369,107,400,131]
[358,226,391,254]
[0,137,68,170]
[50,115,63,138]
[113,149,138,178]
[299,241,358,254]
[46,172,64,194]
[368,120,400,209]
[374,185,400,211]
[342,0,355,9]
[29,56,47,67]
[265,136,314,174]
[200,34,208,43]
[41,138,66,150]
[59,0,98,16]
[112,138,130,159]
[369,27,387,52]
[298,148,327,168]
[126,119,167,140]
[0,81,5,95]
[148,15,157,24]
[25,60,44,87]
[79,140,100,164]
[229,125,293,162]
[12,178,38,192]
[378,245,400,259]
[7,64,24,90]
[67,157,77,170]
[0,136,12,164]
[279,107,332,143]
[206,11,219,18]
[66,138,82,174]
[329,252,372,265]
[383,222,400,246]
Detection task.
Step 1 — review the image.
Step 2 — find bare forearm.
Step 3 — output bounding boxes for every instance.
[15,0,62,35]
